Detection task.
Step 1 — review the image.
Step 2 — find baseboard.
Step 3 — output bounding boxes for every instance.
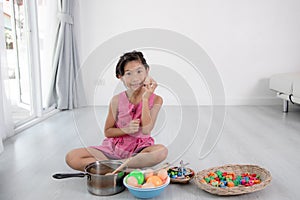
[14,109,60,134]
[81,97,282,106]
[224,97,282,105]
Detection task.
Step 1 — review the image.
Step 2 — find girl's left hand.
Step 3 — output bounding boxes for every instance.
[142,77,157,99]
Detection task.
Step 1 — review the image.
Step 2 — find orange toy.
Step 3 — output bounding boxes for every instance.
[144,169,154,181]
[227,181,234,187]
[157,169,168,181]
[146,176,163,187]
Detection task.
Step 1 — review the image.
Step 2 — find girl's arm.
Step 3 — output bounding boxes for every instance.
[104,95,140,138]
[141,95,163,134]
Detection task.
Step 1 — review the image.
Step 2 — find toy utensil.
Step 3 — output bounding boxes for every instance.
[106,157,132,175]
[154,162,170,172]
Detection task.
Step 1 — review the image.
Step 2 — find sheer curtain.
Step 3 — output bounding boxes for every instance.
[37,0,58,108]
[0,0,14,154]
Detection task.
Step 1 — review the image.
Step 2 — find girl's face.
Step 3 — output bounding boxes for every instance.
[121,60,148,90]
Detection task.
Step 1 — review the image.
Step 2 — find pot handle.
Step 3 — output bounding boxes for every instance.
[52,173,86,179]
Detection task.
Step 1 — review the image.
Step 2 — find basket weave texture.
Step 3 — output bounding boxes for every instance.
[194,164,272,196]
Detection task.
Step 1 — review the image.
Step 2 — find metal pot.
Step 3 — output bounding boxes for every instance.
[52,160,126,196]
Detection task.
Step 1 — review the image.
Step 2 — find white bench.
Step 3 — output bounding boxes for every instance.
[269,72,300,112]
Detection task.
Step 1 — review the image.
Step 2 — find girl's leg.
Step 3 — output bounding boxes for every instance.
[65,147,109,171]
[126,144,168,168]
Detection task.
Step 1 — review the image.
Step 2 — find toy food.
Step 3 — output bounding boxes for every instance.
[127,170,144,185]
[157,169,168,180]
[146,175,163,187]
[141,182,155,188]
[125,168,168,188]
[168,160,195,184]
[144,168,154,181]
[200,170,262,188]
[126,176,139,187]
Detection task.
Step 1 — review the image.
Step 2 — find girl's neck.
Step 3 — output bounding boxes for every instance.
[126,88,144,104]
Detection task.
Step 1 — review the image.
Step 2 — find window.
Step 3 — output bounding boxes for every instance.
[2,0,57,131]
[4,0,32,124]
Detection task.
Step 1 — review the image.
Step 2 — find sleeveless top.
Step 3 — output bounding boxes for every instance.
[90,91,156,159]
[116,91,156,138]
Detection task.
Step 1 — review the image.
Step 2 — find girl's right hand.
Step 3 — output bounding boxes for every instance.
[122,119,140,134]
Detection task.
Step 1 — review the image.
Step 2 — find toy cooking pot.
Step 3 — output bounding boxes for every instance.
[52,160,126,196]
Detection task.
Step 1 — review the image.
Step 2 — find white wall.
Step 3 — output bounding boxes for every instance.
[74,0,300,106]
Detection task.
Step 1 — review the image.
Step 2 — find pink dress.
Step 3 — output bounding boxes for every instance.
[91,91,156,159]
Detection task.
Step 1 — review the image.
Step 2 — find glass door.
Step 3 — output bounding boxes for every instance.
[3,0,33,124]
[2,0,58,131]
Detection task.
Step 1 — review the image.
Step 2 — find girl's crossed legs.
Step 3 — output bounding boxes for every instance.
[66,144,168,171]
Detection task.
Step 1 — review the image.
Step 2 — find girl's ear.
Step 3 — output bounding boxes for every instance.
[117,74,122,79]
[120,76,126,84]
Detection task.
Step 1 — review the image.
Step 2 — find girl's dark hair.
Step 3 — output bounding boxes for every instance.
[115,51,149,78]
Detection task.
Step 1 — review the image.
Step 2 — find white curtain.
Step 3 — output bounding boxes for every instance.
[47,0,83,110]
[0,0,14,154]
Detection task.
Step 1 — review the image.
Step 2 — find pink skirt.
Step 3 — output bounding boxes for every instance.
[90,135,154,160]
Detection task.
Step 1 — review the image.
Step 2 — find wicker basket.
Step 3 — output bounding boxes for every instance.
[194,164,272,196]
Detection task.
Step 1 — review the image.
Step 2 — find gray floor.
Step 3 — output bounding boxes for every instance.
[1,105,300,200]
[11,105,30,124]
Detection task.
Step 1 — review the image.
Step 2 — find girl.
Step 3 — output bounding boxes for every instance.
[66,51,168,171]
